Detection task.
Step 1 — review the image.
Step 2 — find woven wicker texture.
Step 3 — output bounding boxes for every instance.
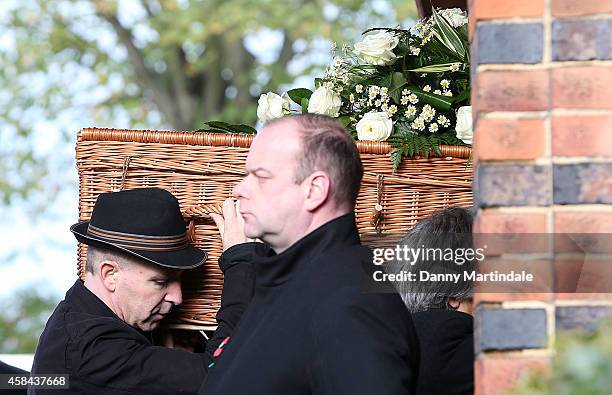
[76,128,472,329]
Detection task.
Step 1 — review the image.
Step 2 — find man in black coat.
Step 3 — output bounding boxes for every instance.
[30,188,256,395]
[200,114,419,394]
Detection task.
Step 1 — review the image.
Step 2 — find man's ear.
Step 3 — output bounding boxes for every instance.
[99,260,120,292]
[303,171,330,212]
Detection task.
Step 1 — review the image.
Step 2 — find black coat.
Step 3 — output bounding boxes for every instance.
[412,310,474,395]
[1,361,27,395]
[200,214,420,395]
[29,244,256,395]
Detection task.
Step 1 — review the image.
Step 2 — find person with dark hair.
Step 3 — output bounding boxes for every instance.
[388,207,475,395]
[30,188,255,395]
[199,114,419,395]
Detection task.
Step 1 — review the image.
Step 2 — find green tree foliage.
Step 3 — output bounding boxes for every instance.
[0,0,416,204]
[508,319,612,395]
[0,289,57,353]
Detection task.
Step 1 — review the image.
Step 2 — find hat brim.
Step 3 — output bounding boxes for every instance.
[70,221,206,270]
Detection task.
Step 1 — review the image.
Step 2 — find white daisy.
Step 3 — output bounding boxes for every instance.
[405,105,417,117]
[437,115,450,127]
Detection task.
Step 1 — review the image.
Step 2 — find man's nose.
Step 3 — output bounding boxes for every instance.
[233,177,247,199]
[165,280,183,306]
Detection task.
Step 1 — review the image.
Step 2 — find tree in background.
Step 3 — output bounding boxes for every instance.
[0,290,57,353]
[0,0,416,204]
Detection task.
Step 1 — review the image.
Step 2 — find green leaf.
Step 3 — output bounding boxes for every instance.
[338,115,351,127]
[406,85,453,111]
[389,148,402,173]
[286,88,313,106]
[382,73,393,87]
[300,98,309,114]
[226,124,257,134]
[202,121,234,132]
[390,72,407,90]
[409,63,463,73]
[431,8,467,61]
[388,72,407,104]
[453,88,471,105]
[393,41,410,57]
[199,121,256,134]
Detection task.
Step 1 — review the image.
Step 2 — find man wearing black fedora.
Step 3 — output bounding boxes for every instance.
[30,188,256,395]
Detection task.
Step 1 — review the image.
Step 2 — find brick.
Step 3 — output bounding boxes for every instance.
[476,164,551,207]
[554,163,612,204]
[474,292,553,303]
[473,0,544,20]
[474,211,548,233]
[477,70,548,112]
[552,0,612,16]
[474,258,555,294]
[469,0,477,40]
[556,292,612,301]
[477,23,543,64]
[552,115,612,157]
[553,19,611,61]
[475,118,546,160]
[475,355,550,395]
[473,211,550,256]
[554,211,612,233]
[552,66,612,109]
[555,257,612,293]
[556,305,612,331]
[476,308,548,352]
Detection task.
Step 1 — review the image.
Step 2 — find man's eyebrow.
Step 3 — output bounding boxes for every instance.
[246,167,273,177]
[150,271,180,281]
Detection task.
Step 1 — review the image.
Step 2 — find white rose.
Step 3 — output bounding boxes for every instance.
[257,92,291,123]
[438,8,468,28]
[356,112,393,142]
[353,31,399,66]
[455,106,472,144]
[307,85,342,117]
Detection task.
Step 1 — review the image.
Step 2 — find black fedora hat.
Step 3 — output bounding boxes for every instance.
[71,188,206,269]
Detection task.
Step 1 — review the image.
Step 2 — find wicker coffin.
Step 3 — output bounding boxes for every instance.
[75,127,472,329]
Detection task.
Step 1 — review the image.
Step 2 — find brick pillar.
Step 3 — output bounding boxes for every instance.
[470,1,612,394]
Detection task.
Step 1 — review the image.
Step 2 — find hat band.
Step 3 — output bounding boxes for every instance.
[87,224,189,251]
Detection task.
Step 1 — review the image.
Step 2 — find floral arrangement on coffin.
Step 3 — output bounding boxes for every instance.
[256,8,472,170]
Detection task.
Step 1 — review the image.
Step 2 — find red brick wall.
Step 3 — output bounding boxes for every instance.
[471,1,612,393]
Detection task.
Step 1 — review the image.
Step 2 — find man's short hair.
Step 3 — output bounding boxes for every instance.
[268,114,363,208]
[85,246,139,274]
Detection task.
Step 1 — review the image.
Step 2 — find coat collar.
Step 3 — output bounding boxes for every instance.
[67,279,119,319]
[253,213,360,287]
[67,279,153,340]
